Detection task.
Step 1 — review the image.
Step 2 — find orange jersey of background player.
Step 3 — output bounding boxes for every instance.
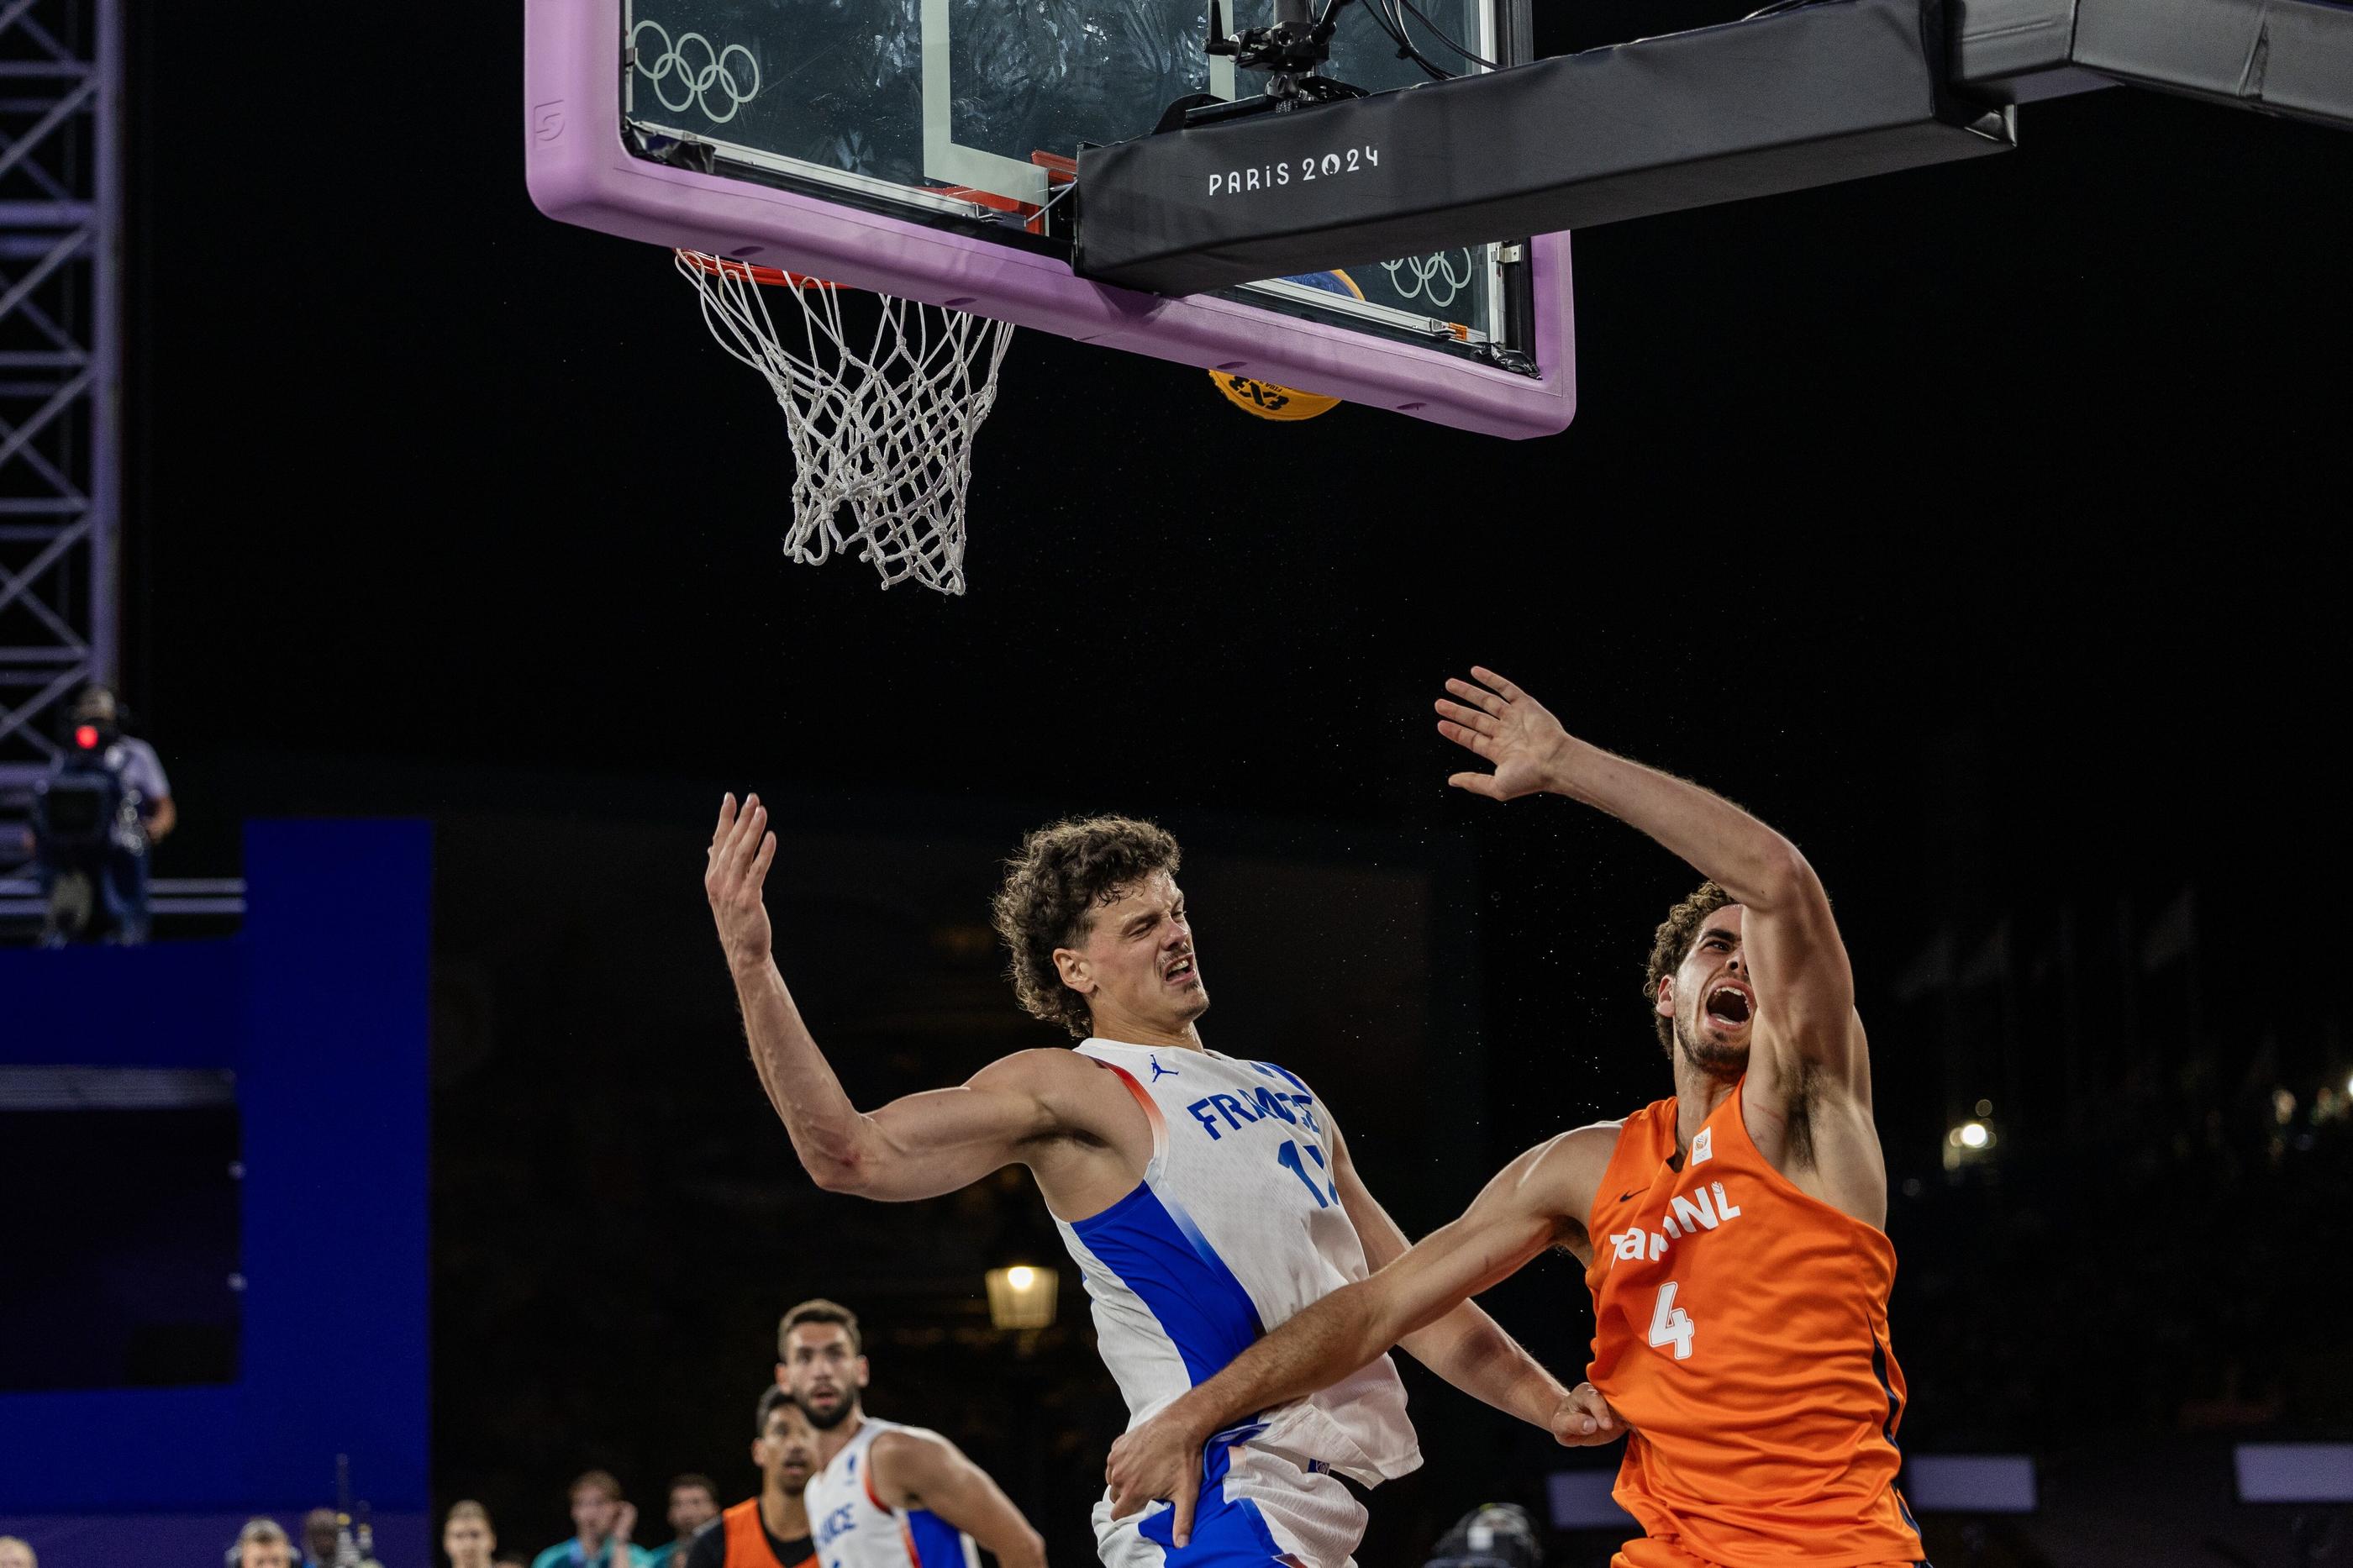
[1587,1093,1921,1568]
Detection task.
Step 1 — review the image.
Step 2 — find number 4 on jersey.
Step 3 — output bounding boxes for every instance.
[1648,1281,1695,1360]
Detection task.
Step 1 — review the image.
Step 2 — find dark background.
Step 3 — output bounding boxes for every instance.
[108,0,2353,1564]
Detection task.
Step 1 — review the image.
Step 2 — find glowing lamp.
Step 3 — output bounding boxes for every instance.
[985,1264,1057,1331]
[1943,1118,1997,1170]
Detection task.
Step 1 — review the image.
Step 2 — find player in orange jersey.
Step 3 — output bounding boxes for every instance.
[686,1389,820,1568]
[1103,667,1926,1568]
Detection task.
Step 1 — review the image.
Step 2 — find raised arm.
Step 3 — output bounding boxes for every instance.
[1328,1121,1566,1429]
[706,793,1077,1201]
[1435,670,1862,1092]
[1104,1131,1621,1545]
[868,1429,1047,1568]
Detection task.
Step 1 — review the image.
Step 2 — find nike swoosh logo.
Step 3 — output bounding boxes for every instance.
[1617,1189,1643,1203]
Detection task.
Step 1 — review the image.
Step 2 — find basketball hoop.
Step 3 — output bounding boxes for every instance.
[675,250,1014,596]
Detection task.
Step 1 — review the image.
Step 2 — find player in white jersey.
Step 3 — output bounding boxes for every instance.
[776,1300,1041,1568]
[706,806,1572,1568]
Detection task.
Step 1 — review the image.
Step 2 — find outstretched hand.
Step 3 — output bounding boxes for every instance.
[1435,666,1572,801]
[706,792,778,976]
[1103,1406,1210,1549]
[1549,1381,1629,1448]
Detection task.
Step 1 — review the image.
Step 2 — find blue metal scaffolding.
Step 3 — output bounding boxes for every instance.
[0,0,120,822]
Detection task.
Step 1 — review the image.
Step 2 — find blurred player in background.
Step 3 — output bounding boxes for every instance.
[687,1390,819,1568]
[774,1301,1041,1568]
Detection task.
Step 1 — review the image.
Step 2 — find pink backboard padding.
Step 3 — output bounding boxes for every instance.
[524,0,1574,438]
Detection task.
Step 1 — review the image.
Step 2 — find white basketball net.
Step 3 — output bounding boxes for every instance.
[676,251,1015,595]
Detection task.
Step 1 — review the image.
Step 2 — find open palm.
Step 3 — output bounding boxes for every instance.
[706,792,778,972]
[1435,666,1569,801]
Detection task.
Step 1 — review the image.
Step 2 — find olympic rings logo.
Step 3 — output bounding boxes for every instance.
[1382,248,1477,308]
[630,22,761,124]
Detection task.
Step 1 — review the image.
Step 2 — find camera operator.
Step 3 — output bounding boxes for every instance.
[23,683,173,945]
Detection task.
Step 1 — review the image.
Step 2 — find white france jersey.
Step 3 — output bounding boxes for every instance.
[1055,1039,1421,1486]
[808,1416,980,1568]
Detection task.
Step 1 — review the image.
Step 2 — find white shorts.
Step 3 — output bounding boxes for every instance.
[1092,1441,1366,1568]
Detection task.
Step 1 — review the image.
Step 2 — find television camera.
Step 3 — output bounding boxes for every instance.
[28,710,154,944]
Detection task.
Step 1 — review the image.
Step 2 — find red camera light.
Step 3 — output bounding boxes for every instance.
[74,723,100,750]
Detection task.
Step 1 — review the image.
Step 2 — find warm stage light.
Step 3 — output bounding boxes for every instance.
[1945,1118,1996,1166]
[986,1264,1057,1331]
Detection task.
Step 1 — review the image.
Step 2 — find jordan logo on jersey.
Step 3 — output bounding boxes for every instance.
[1149,1055,1176,1081]
[1607,1180,1745,1266]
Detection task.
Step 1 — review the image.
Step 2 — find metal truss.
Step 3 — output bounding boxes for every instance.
[0,874,245,923]
[0,0,120,823]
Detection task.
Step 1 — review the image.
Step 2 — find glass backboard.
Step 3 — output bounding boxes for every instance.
[526,0,1575,436]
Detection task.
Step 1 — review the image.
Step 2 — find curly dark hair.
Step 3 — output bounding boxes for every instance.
[1645,881,1735,1057]
[992,816,1182,1039]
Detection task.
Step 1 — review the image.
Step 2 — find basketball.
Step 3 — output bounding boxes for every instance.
[1208,371,1343,421]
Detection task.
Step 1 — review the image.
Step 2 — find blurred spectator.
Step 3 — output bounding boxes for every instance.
[301,1507,385,1568]
[533,1471,652,1568]
[302,1510,340,1568]
[24,682,174,946]
[651,1476,720,1568]
[445,1501,499,1568]
[0,1535,34,1568]
[494,1555,529,1568]
[235,1520,296,1568]
[1425,1503,1540,1568]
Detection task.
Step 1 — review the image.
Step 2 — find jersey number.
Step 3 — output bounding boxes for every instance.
[1648,1281,1695,1360]
[1277,1139,1334,1207]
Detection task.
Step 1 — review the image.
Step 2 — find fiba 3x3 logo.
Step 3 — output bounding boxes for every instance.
[1211,373,1342,423]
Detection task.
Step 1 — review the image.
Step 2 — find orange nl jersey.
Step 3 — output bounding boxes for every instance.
[1583,1089,1925,1568]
